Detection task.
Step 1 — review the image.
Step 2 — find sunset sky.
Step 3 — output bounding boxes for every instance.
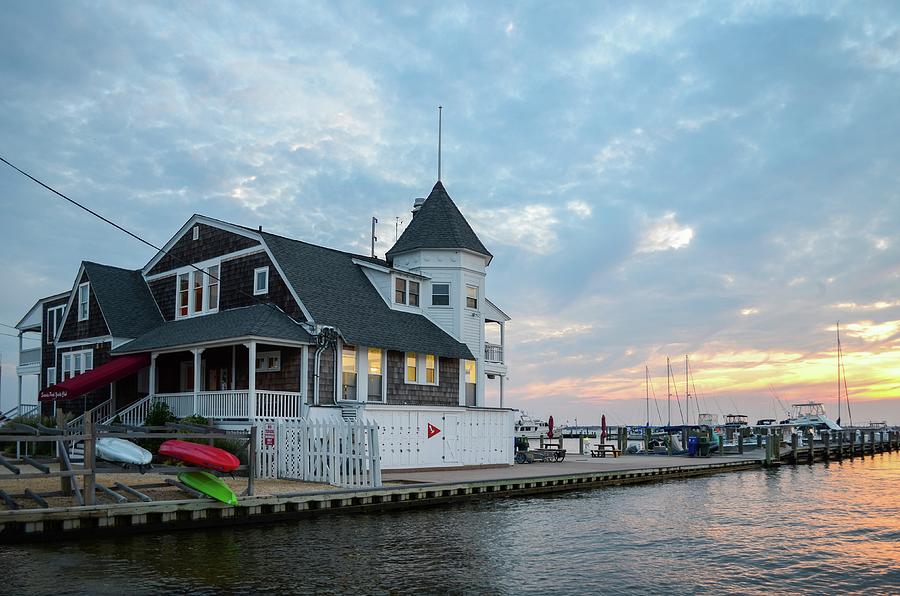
[1,2,899,425]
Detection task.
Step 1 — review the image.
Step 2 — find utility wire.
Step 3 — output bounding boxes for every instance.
[0,331,40,340]
[0,156,302,328]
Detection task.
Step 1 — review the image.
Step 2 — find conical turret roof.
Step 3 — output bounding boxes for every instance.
[386,182,492,262]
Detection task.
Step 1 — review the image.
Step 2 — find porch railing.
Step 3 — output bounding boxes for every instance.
[256,391,304,419]
[198,391,250,420]
[19,347,41,366]
[115,395,153,427]
[66,398,114,429]
[154,392,196,418]
[485,342,504,363]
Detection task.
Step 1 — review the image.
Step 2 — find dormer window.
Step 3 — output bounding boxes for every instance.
[176,263,221,319]
[77,283,90,321]
[394,277,419,306]
[254,267,269,295]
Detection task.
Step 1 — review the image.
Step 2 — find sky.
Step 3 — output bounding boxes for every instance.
[1,1,899,426]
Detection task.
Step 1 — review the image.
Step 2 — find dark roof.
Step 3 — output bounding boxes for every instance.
[83,262,162,338]
[112,305,312,354]
[261,231,475,359]
[385,181,492,261]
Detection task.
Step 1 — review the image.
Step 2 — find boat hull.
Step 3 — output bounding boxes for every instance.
[96,438,153,466]
[159,439,240,473]
[178,471,238,505]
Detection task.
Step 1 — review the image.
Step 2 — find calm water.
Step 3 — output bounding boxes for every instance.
[4,452,899,595]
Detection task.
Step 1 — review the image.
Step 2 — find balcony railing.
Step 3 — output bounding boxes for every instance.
[19,347,41,366]
[153,390,303,421]
[485,343,504,363]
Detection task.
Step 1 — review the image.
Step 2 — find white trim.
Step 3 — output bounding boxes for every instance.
[77,282,90,322]
[55,335,113,349]
[174,262,221,320]
[54,263,113,345]
[352,258,432,280]
[259,240,315,323]
[143,245,266,282]
[15,291,69,331]
[254,266,270,296]
[402,352,439,386]
[114,335,313,356]
[388,246,493,267]
[46,304,65,344]
[60,347,94,381]
[192,225,200,241]
[430,282,451,307]
[142,214,262,275]
[46,366,56,388]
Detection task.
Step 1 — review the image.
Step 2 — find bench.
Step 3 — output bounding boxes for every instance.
[590,444,620,458]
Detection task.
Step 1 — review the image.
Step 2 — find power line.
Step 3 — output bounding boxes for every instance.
[0,156,303,328]
[0,331,40,340]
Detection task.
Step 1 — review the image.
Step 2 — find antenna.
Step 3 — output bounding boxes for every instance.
[371,217,378,258]
[395,216,403,242]
[437,105,443,182]
[667,356,671,427]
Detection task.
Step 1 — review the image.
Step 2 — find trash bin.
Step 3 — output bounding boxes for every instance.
[688,436,699,456]
[698,436,711,457]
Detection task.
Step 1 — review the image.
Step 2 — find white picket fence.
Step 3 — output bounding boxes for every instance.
[256,417,382,488]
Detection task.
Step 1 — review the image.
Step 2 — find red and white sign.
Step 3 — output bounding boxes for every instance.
[427,423,441,438]
[263,423,276,447]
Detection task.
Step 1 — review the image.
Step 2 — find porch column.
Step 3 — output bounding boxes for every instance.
[499,322,505,363]
[246,341,257,420]
[231,345,236,390]
[192,348,204,416]
[149,353,158,397]
[300,345,309,405]
[17,332,22,417]
[499,375,505,409]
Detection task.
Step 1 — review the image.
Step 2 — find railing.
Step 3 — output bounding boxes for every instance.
[67,398,114,429]
[484,342,504,363]
[114,395,153,427]
[256,391,304,419]
[198,391,250,420]
[0,403,39,420]
[154,392,195,418]
[19,347,41,366]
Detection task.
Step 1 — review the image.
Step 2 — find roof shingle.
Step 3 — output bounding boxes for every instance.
[83,262,162,338]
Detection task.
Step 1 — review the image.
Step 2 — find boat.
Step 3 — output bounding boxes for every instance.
[96,437,153,467]
[177,470,238,505]
[724,414,749,428]
[159,439,240,473]
[782,402,842,432]
[514,412,553,439]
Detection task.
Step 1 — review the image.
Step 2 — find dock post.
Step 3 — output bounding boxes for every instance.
[775,429,782,459]
[644,428,651,453]
[667,432,673,456]
[764,435,772,466]
[248,425,256,497]
[57,409,71,496]
[791,433,798,464]
[718,435,724,457]
[738,432,744,455]
[618,427,627,454]
[83,409,96,506]
[837,431,844,461]
[823,431,830,461]
[806,430,814,464]
[869,431,875,456]
[756,434,762,449]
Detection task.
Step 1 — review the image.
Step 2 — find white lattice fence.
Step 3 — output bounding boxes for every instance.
[255,417,381,488]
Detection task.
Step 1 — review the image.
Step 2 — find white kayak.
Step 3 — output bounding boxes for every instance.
[96,438,153,466]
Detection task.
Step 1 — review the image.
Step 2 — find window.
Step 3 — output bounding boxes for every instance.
[466,285,478,309]
[46,367,56,388]
[409,281,420,307]
[178,273,190,317]
[406,352,417,382]
[432,283,450,306]
[192,225,200,240]
[405,353,439,386]
[207,265,219,311]
[255,350,281,372]
[61,349,93,381]
[175,264,221,319]
[46,305,64,343]
[341,345,358,400]
[254,266,269,296]
[425,354,436,384]
[395,277,407,304]
[464,360,476,406]
[367,348,383,402]
[77,283,90,321]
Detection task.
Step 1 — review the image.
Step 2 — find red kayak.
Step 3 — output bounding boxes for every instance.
[158,439,240,473]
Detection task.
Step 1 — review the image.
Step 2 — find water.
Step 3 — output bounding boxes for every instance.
[4,452,899,595]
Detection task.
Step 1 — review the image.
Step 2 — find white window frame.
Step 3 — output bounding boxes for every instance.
[46,367,56,388]
[47,305,65,343]
[394,276,407,305]
[192,225,200,240]
[403,352,439,386]
[61,348,93,381]
[365,347,385,403]
[341,345,358,401]
[255,350,281,373]
[174,260,222,319]
[466,285,478,310]
[431,283,451,307]
[254,266,269,296]
[77,283,90,322]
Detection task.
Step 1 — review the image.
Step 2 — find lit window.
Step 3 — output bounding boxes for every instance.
[425,354,436,384]
[466,286,478,309]
[464,359,476,405]
[207,265,219,310]
[395,277,407,304]
[406,352,417,382]
[193,272,203,312]
[465,360,476,384]
[432,283,450,306]
[367,348,383,402]
[77,283,90,321]
[255,351,281,372]
[178,273,190,317]
[409,281,420,307]
[254,266,269,296]
[342,345,357,400]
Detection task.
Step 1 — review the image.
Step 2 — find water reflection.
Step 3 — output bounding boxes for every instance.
[4,452,899,594]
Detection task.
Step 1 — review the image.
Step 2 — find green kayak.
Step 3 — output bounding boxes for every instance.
[178,471,238,505]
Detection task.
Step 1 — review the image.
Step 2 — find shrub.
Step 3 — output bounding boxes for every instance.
[144,402,176,427]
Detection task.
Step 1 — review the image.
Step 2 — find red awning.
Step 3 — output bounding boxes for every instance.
[39,354,150,402]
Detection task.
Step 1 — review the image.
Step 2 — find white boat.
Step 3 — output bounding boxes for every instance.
[514,412,552,439]
[96,437,153,466]
[784,402,842,432]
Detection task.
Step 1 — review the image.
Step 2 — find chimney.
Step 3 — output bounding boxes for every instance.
[411,197,426,217]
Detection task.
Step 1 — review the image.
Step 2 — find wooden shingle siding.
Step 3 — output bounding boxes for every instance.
[148,276,177,321]
[147,224,259,276]
[40,296,68,386]
[58,271,110,342]
[220,252,305,321]
[385,351,459,407]
[256,345,302,392]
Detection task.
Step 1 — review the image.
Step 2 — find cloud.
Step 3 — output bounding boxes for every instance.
[836,320,900,342]
[469,204,560,254]
[833,300,900,311]
[636,213,694,254]
[565,200,591,219]
[740,307,760,316]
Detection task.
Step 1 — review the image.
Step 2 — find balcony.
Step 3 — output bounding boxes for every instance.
[484,343,504,363]
[16,347,41,376]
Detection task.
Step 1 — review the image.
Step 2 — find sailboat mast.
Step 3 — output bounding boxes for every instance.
[667,356,671,427]
[836,321,842,424]
[685,354,690,426]
[646,365,650,427]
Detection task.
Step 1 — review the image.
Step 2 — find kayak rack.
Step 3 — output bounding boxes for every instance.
[0,409,256,510]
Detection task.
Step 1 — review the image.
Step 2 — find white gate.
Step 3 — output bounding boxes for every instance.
[256,418,382,488]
